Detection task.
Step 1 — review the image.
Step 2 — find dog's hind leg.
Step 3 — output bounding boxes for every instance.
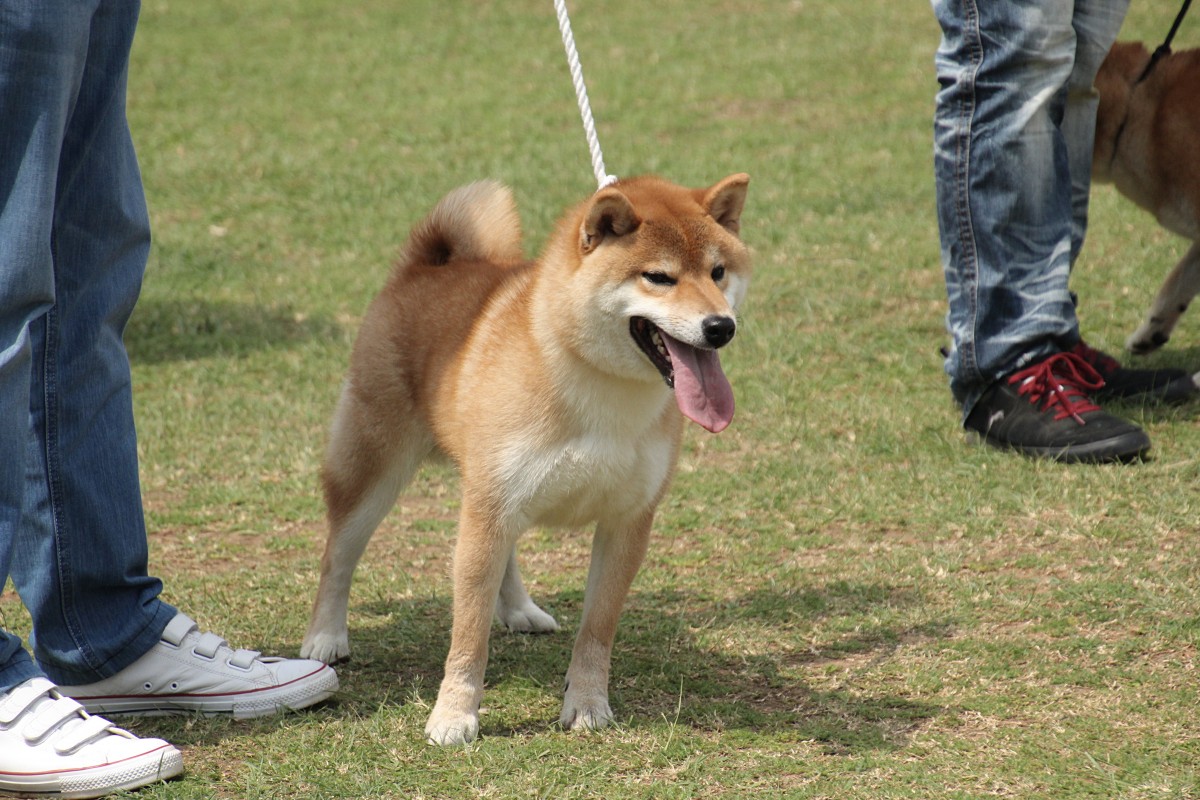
[302,389,434,664]
[495,546,559,633]
[559,508,654,732]
[1127,241,1200,354]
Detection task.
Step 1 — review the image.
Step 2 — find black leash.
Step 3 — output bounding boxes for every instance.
[1136,0,1193,84]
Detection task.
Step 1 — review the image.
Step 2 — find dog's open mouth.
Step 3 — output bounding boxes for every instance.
[629,317,735,433]
[630,317,675,388]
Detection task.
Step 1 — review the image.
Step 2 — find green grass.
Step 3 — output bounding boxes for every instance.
[4,0,1200,797]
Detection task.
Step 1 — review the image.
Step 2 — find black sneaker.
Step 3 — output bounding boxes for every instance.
[1070,340,1196,403]
[965,351,1151,463]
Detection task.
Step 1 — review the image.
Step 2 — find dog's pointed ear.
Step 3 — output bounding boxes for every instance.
[580,187,641,255]
[701,173,750,236]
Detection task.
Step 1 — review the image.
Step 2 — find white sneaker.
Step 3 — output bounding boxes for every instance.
[0,677,183,799]
[58,613,338,720]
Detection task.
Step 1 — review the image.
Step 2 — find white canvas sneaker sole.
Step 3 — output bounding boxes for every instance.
[1,745,184,799]
[66,663,339,720]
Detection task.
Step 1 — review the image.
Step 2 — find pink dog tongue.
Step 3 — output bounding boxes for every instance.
[661,333,735,433]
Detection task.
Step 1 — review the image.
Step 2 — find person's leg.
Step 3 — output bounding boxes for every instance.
[0,0,83,693]
[932,0,1154,461]
[1063,0,1130,264]
[5,0,176,687]
[0,243,44,692]
[0,4,185,794]
[933,0,1080,416]
[3,0,339,715]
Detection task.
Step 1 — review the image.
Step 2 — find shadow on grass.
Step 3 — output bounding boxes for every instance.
[293,581,948,754]
[125,296,344,364]
[133,581,945,754]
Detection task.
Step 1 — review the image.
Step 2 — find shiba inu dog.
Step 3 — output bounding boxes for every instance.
[1093,41,1200,355]
[300,174,751,745]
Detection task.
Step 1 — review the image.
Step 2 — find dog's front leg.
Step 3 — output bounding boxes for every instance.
[1127,241,1200,354]
[425,500,514,746]
[560,509,654,732]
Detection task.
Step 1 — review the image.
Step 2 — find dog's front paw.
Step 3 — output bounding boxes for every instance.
[425,705,480,746]
[300,628,351,665]
[1127,320,1172,355]
[497,600,559,634]
[560,685,614,731]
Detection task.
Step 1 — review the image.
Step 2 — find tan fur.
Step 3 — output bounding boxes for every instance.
[1093,41,1200,354]
[301,175,751,745]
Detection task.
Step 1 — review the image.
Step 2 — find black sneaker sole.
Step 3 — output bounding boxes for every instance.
[975,428,1151,464]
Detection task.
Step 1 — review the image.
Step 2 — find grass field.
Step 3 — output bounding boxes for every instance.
[3,1,1200,797]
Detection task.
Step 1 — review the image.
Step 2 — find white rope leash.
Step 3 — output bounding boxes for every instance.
[553,0,617,190]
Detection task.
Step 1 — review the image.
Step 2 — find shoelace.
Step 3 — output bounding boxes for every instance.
[1069,340,1120,379]
[1007,352,1104,424]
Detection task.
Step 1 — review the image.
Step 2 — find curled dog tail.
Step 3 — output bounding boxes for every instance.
[398,180,523,269]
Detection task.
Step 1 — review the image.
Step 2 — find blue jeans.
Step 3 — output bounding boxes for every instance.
[932,0,1129,417]
[0,0,175,693]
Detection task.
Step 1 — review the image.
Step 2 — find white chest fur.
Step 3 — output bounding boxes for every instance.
[493,420,675,531]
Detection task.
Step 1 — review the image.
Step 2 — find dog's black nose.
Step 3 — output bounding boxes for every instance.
[703,315,736,348]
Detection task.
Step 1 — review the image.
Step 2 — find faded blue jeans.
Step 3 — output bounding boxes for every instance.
[0,0,176,693]
[932,0,1130,418]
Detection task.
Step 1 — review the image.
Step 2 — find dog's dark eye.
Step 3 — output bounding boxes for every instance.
[642,271,676,286]
[711,265,726,282]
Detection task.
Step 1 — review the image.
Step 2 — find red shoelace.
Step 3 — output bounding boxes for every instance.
[1007,351,1104,424]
